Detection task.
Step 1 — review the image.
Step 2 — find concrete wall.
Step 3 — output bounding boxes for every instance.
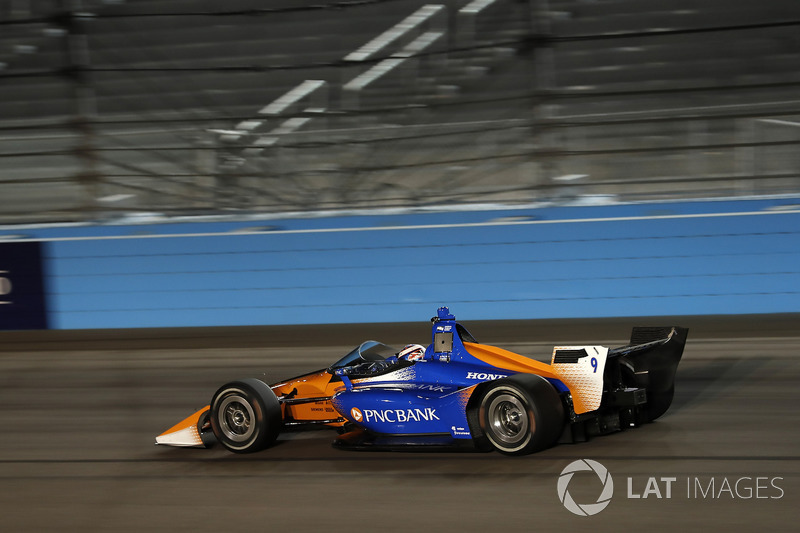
[1,198,798,329]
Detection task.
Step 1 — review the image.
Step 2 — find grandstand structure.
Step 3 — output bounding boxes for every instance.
[0,0,799,224]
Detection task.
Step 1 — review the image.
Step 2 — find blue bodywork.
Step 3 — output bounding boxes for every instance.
[330,307,565,442]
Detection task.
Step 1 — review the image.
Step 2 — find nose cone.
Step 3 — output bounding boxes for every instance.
[155,407,209,447]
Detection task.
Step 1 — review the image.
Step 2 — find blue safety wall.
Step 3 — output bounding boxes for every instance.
[2,198,799,329]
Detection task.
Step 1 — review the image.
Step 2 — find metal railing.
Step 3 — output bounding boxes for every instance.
[1,0,799,224]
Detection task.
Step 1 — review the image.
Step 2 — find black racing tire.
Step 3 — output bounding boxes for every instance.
[197,409,216,447]
[209,378,281,454]
[476,374,564,456]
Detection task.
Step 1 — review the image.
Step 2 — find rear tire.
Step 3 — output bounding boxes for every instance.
[210,378,281,454]
[476,375,564,455]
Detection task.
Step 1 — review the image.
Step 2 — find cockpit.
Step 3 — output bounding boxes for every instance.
[328,341,397,371]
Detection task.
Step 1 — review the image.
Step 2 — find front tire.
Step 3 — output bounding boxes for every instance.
[210,378,281,453]
[477,375,564,455]
[197,409,216,447]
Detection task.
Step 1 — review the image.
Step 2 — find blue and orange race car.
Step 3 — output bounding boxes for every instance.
[156,307,687,455]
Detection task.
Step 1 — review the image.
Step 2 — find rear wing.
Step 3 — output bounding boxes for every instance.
[609,326,686,357]
[606,326,689,421]
[549,327,688,418]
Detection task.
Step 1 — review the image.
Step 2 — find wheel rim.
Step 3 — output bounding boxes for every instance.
[218,394,255,443]
[486,391,530,448]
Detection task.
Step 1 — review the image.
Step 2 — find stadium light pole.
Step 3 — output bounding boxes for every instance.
[59,1,100,220]
[529,0,558,200]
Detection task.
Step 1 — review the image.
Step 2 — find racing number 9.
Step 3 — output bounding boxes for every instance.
[590,357,598,373]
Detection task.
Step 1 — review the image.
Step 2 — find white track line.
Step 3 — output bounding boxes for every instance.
[4,209,800,243]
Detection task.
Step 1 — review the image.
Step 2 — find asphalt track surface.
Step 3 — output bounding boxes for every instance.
[1,315,798,532]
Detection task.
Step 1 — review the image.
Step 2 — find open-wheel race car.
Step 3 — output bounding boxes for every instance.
[156,307,688,455]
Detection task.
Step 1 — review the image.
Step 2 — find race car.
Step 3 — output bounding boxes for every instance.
[156,307,688,455]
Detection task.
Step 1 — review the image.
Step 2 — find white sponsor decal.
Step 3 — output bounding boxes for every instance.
[410,384,448,393]
[450,425,471,437]
[466,371,508,381]
[363,407,440,423]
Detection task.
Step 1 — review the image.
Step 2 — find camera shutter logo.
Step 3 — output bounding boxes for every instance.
[557,459,614,516]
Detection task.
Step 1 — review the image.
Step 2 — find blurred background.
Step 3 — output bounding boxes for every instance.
[1,0,799,330]
[1,0,799,223]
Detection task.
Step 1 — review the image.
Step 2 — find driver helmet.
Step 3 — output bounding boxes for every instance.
[397,343,426,361]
